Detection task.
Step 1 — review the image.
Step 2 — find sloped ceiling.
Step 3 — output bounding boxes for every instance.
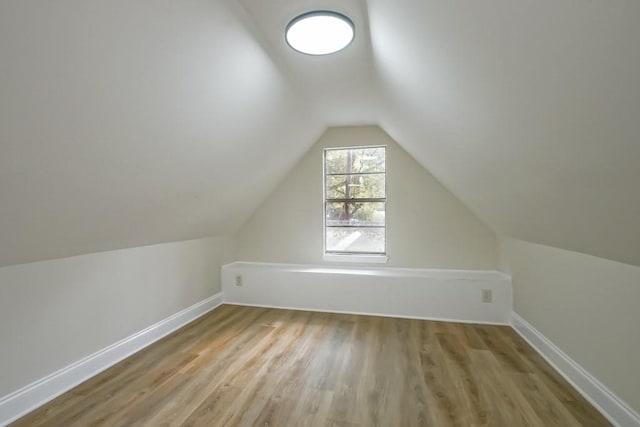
[368,0,640,266]
[0,0,323,266]
[1,0,639,267]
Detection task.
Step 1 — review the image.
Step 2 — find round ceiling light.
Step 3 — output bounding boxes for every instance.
[285,11,354,55]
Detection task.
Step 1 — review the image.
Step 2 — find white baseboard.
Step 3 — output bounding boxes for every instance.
[224,301,509,326]
[511,312,640,427]
[0,292,223,426]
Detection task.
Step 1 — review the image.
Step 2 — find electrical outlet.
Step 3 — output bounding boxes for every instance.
[481,289,492,303]
[235,274,243,287]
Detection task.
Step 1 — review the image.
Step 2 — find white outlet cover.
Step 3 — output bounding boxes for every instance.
[482,289,493,303]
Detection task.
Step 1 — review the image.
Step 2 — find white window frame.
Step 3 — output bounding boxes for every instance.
[322,145,389,263]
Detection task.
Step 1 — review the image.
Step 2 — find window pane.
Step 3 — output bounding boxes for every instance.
[326,201,385,226]
[325,147,385,174]
[326,227,385,253]
[324,146,386,255]
[325,173,385,199]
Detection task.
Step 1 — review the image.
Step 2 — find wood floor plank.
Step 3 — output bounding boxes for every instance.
[509,372,582,427]
[438,333,488,426]
[11,305,612,427]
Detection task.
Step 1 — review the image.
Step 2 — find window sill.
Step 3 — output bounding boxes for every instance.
[323,254,389,264]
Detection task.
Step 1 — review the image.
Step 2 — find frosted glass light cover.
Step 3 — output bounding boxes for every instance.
[286,12,354,55]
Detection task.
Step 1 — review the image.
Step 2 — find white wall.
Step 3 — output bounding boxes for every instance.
[236,125,498,269]
[500,237,640,416]
[223,262,512,324]
[0,236,233,398]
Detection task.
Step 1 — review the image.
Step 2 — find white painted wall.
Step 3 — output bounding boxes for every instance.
[223,262,512,324]
[500,237,640,416]
[235,125,499,269]
[0,236,233,398]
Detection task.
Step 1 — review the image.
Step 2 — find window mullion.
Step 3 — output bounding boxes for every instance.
[325,198,386,203]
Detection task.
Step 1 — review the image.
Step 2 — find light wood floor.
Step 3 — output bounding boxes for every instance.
[12,305,611,427]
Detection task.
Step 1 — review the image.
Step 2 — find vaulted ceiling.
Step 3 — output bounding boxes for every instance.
[1,0,639,267]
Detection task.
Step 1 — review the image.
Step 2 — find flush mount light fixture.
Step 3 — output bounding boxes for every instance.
[285,11,354,55]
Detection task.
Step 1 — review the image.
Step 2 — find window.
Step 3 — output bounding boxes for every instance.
[324,146,386,257]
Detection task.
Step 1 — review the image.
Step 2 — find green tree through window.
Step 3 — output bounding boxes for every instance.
[324,146,386,254]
